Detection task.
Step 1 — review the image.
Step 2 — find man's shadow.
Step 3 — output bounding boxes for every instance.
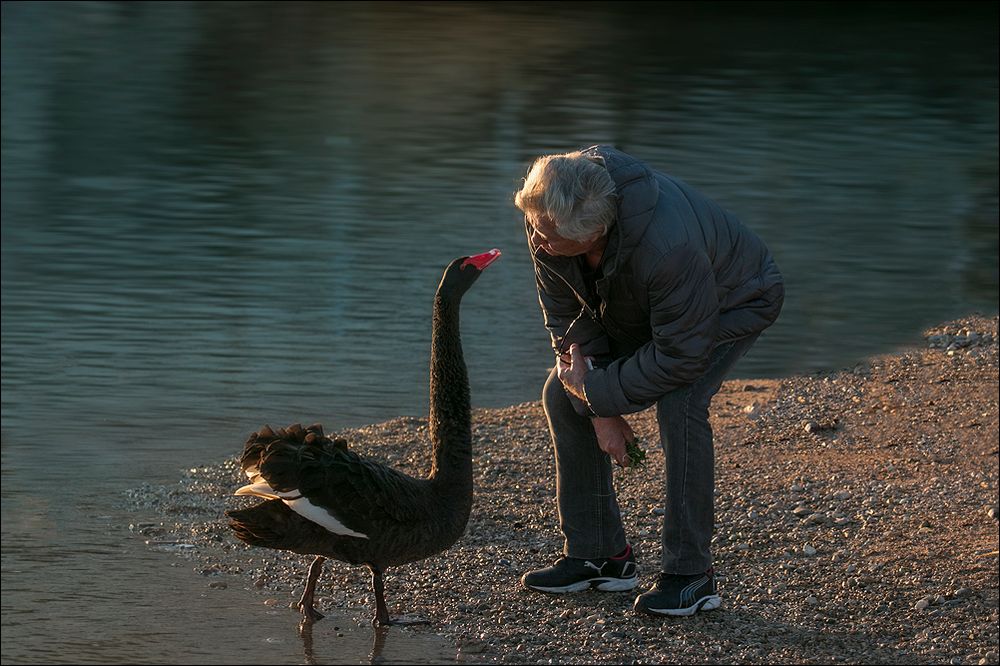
[637,607,929,664]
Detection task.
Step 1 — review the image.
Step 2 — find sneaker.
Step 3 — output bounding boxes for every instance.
[521,544,638,593]
[633,569,721,616]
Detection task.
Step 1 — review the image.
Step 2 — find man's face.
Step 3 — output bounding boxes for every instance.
[527,215,600,257]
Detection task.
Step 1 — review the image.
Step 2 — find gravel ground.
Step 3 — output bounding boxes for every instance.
[124,314,999,665]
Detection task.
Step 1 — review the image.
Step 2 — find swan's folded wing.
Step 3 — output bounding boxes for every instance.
[252,436,429,537]
[342,454,429,523]
[291,448,429,535]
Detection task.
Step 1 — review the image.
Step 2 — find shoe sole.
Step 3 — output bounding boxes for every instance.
[636,594,722,616]
[523,576,639,594]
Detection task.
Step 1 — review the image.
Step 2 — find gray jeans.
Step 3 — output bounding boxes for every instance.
[541,334,760,575]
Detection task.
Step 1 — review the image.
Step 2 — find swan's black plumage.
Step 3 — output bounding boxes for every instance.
[226,251,498,626]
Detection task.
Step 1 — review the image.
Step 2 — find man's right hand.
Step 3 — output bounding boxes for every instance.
[591,415,635,467]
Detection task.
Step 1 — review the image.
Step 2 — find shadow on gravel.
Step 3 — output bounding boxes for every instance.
[646,607,930,665]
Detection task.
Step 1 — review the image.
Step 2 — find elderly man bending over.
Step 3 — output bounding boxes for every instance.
[515,144,783,616]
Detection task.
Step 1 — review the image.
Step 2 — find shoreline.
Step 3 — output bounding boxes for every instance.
[124,314,999,665]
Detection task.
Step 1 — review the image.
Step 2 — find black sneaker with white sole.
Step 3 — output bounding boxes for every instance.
[521,544,638,593]
[633,568,722,616]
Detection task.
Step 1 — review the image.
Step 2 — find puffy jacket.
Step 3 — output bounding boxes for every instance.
[530,145,784,417]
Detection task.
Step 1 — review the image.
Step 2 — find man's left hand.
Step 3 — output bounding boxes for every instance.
[556,343,591,403]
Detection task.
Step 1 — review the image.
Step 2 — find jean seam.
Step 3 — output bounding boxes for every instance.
[675,341,736,570]
[595,443,604,555]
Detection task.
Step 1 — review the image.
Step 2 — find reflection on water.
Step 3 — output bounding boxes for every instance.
[0,520,453,664]
[299,623,393,666]
[2,2,997,663]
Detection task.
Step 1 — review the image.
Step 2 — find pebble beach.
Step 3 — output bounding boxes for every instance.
[124,314,999,665]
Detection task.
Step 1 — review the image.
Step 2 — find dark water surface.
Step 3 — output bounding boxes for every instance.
[2,2,997,663]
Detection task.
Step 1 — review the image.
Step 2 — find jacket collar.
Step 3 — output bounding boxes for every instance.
[525,145,658,292]
[579,145,659,281]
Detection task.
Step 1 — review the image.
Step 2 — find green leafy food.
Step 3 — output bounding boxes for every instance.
[626,437,647,468]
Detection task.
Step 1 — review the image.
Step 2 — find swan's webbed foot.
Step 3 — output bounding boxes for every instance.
[298,602,325,623]
[296,555,326,624]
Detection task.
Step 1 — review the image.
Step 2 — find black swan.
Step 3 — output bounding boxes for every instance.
[226,249,500,627]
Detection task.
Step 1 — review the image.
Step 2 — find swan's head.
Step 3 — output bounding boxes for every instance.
[439,249,501,295]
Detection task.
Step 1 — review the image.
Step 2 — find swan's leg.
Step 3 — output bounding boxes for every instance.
[368,565,430,627]
[369,565,391,627]
[297,556,326,622]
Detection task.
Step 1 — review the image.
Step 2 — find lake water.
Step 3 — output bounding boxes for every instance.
[2,2,997,663]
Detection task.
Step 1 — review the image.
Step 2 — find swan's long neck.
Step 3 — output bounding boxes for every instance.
[428,289,472,488]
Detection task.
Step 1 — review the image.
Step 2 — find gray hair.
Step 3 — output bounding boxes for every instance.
[514,151,617,242]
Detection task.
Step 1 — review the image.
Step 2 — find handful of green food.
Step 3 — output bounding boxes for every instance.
[625,436,647,468]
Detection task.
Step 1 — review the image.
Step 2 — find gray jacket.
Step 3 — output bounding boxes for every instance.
[530,145,784,417]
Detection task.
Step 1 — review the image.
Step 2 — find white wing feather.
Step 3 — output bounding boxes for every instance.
[234,481,369,539]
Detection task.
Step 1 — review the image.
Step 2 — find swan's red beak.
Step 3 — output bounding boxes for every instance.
[462,248,502,271]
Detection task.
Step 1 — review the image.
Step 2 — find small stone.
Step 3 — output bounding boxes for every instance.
[652,507,665,516]
[954,587,973,598]
[460,640,487,654]
[793,506,813,517]
[805,512,828,525]
[805,595,818,605]
[988,507,997,520]
[735,543,750,551]
[208,581,227,589]
[914,598,930,610]
[264,598,280,607]
[790,484,805,492]
[804,421,820,433]
[802,544,817,556]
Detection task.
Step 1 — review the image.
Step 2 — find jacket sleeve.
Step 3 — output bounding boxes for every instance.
[534,261,609,359]
[582,243,720,416]
[532,256,610,417]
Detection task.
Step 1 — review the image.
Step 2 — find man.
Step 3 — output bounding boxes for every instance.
[514,145,784,616]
